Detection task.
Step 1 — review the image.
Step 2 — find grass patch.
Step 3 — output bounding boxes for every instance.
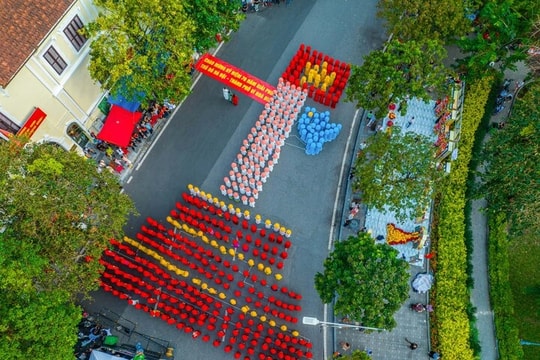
[508,230,540,359]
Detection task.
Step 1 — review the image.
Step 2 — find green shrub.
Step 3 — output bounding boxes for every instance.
[487,214,523,359]
[431,76,493,359]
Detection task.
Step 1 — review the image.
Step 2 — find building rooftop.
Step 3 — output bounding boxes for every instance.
[0,0,74,87]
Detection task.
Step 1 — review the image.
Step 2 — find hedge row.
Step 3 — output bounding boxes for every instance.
[432,76,493,359]
[487,214,523,359]
[460,76,504,356]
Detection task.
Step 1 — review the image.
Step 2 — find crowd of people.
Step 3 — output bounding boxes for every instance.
[86,100,175,176]
[241,0,290,12]
[129,100,174,152]
[74,312,113,359]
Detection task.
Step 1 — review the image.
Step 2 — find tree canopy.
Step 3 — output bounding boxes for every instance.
[85,0,242,106]
[0,140,136,296]
[314,234,409,330]
[0,273,81,360]
[0,140,135,358]
[456,0,537,79]
[526,16,540,76]
[378,0,469,42]
[345,39,450,118]
[479,82,540,237]
[351,127,439,222]
[184,0,243,52]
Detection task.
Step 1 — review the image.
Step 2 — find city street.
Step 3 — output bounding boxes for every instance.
[85,1,388,359]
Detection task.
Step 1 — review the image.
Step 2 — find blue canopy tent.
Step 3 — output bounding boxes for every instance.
[107,76,146,112]
[107,46,171,112]
[108,94,142,113]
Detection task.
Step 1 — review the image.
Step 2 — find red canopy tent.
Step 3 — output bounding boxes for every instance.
[97,105,142,148]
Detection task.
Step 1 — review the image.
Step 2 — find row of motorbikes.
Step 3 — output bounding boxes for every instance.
[494,78,514,114]
[74,312,113,359]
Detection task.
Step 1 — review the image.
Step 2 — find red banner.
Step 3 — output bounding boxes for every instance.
[18,107,47,138]
[195,54,276,104]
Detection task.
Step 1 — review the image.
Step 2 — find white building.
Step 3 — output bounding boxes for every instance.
[0,0,106,151]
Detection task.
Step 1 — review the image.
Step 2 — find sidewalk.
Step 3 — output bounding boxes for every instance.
[334,111,431,360]
[333,60,530,359]
[116,68,206,185]
[117,112,171,184]
[470,60,530,360]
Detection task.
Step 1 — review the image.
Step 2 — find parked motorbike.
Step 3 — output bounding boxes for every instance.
[494,103,505,114]
[498,79,514,102]
[410,303,427,312]
[410,303,433,313]
[498,91,513,103]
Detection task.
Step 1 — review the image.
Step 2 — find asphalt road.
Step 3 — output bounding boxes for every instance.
[90,1,387,359]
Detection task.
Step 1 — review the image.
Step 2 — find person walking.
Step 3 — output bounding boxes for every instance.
[344,204,359,227]
[366,111,375,125]
[406,116,415,128]
[366,111,377,131]
[405,338,418,350]
[223,87,232,102]
[231,93,239,106]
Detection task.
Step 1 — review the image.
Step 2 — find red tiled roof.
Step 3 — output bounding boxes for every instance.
[0,0,75,87]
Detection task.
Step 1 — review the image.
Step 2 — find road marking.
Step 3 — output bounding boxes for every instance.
[323,304,329,360]
[126,176,133,184]
[135,42,226,170]
[328,108,361,251]
[323,109,361,359]
[476,311,494,315]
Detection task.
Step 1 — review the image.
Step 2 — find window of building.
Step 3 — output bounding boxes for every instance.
[0,112,21,134]
[64,15,87,51]
[67,122,91,148]
[43,46,68,75]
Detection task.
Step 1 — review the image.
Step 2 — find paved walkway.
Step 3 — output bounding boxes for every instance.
[470,61,530,360]
[334,111,431,360]
[334,61,530,360]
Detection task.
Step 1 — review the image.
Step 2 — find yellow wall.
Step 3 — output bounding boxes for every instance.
[64,56,103,114]
[0,0,103,151]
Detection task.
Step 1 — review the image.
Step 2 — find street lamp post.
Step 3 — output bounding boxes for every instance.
[302,316,385,331]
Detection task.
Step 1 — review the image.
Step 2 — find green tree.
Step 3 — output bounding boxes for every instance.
[86,0,197,105]
[346,39,450,118]
[457,0,536,79]
[479,82,540,236]
[351,127,439,222]
[528,17,540,76]
[378,0,470,41]
[0,258,81,360]
[315,234,409,330]
[184,0,244,52]
[0,140,135,358]
[0,140,136,296]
